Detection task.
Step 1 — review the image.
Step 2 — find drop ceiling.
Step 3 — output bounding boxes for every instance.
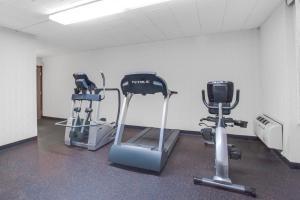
[0,0,282,51]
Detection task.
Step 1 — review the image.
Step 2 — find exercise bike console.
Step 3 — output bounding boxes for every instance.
[202,81,239,115]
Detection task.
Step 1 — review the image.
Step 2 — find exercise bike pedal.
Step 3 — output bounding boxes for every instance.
[200,128,214,141]
[100,118,107,122]
[228,147,242,160]
[234,120,248,128]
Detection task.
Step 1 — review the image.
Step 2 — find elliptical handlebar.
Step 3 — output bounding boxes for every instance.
[100,72,105,88]
[98,72,121,127]
[201,89,240,110]
[170,90,178,96]
[100,72,106,99]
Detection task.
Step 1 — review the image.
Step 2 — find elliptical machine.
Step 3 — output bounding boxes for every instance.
[56,72,120,151]
[193,81,256,197]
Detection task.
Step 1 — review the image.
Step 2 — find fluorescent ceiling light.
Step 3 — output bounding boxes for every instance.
[48,0,96,14]
[49,0,172,25]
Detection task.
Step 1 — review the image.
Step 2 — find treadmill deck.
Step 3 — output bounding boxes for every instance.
[109,127,180,172]
[125,128,174,150]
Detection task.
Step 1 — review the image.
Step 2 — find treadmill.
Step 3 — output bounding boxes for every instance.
[108,73,180,172]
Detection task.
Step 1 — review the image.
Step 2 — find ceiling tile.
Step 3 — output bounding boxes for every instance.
[168,0,201,37]
[196,0,227,33]
[244,0,282,29]
[144,6,183,39]
[122,11,165,41]
[222,0,258,32]
[0,0,283,52]
[0,2,46,29]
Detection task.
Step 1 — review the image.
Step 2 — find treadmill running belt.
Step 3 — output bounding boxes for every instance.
[127,128,173,149]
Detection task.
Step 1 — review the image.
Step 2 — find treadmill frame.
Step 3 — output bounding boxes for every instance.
[109,92,180,172]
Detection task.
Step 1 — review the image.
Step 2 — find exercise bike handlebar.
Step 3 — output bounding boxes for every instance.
[199,117,248,128]
[201,89,240,110]
[231,90,240,110]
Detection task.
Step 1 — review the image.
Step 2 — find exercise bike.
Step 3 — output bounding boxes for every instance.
[193,81,256,197]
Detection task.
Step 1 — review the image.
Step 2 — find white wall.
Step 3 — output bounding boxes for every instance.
[43,30,261,136]
[260,2,299,162]
[0,28,37,146]
[36,57,44,66]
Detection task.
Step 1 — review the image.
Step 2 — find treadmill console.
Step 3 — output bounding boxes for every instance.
[121,73,168,97]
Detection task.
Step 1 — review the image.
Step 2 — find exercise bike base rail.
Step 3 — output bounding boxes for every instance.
[193,177,257,197]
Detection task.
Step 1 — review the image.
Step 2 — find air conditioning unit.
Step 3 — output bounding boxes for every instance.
[254,114,283,150]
